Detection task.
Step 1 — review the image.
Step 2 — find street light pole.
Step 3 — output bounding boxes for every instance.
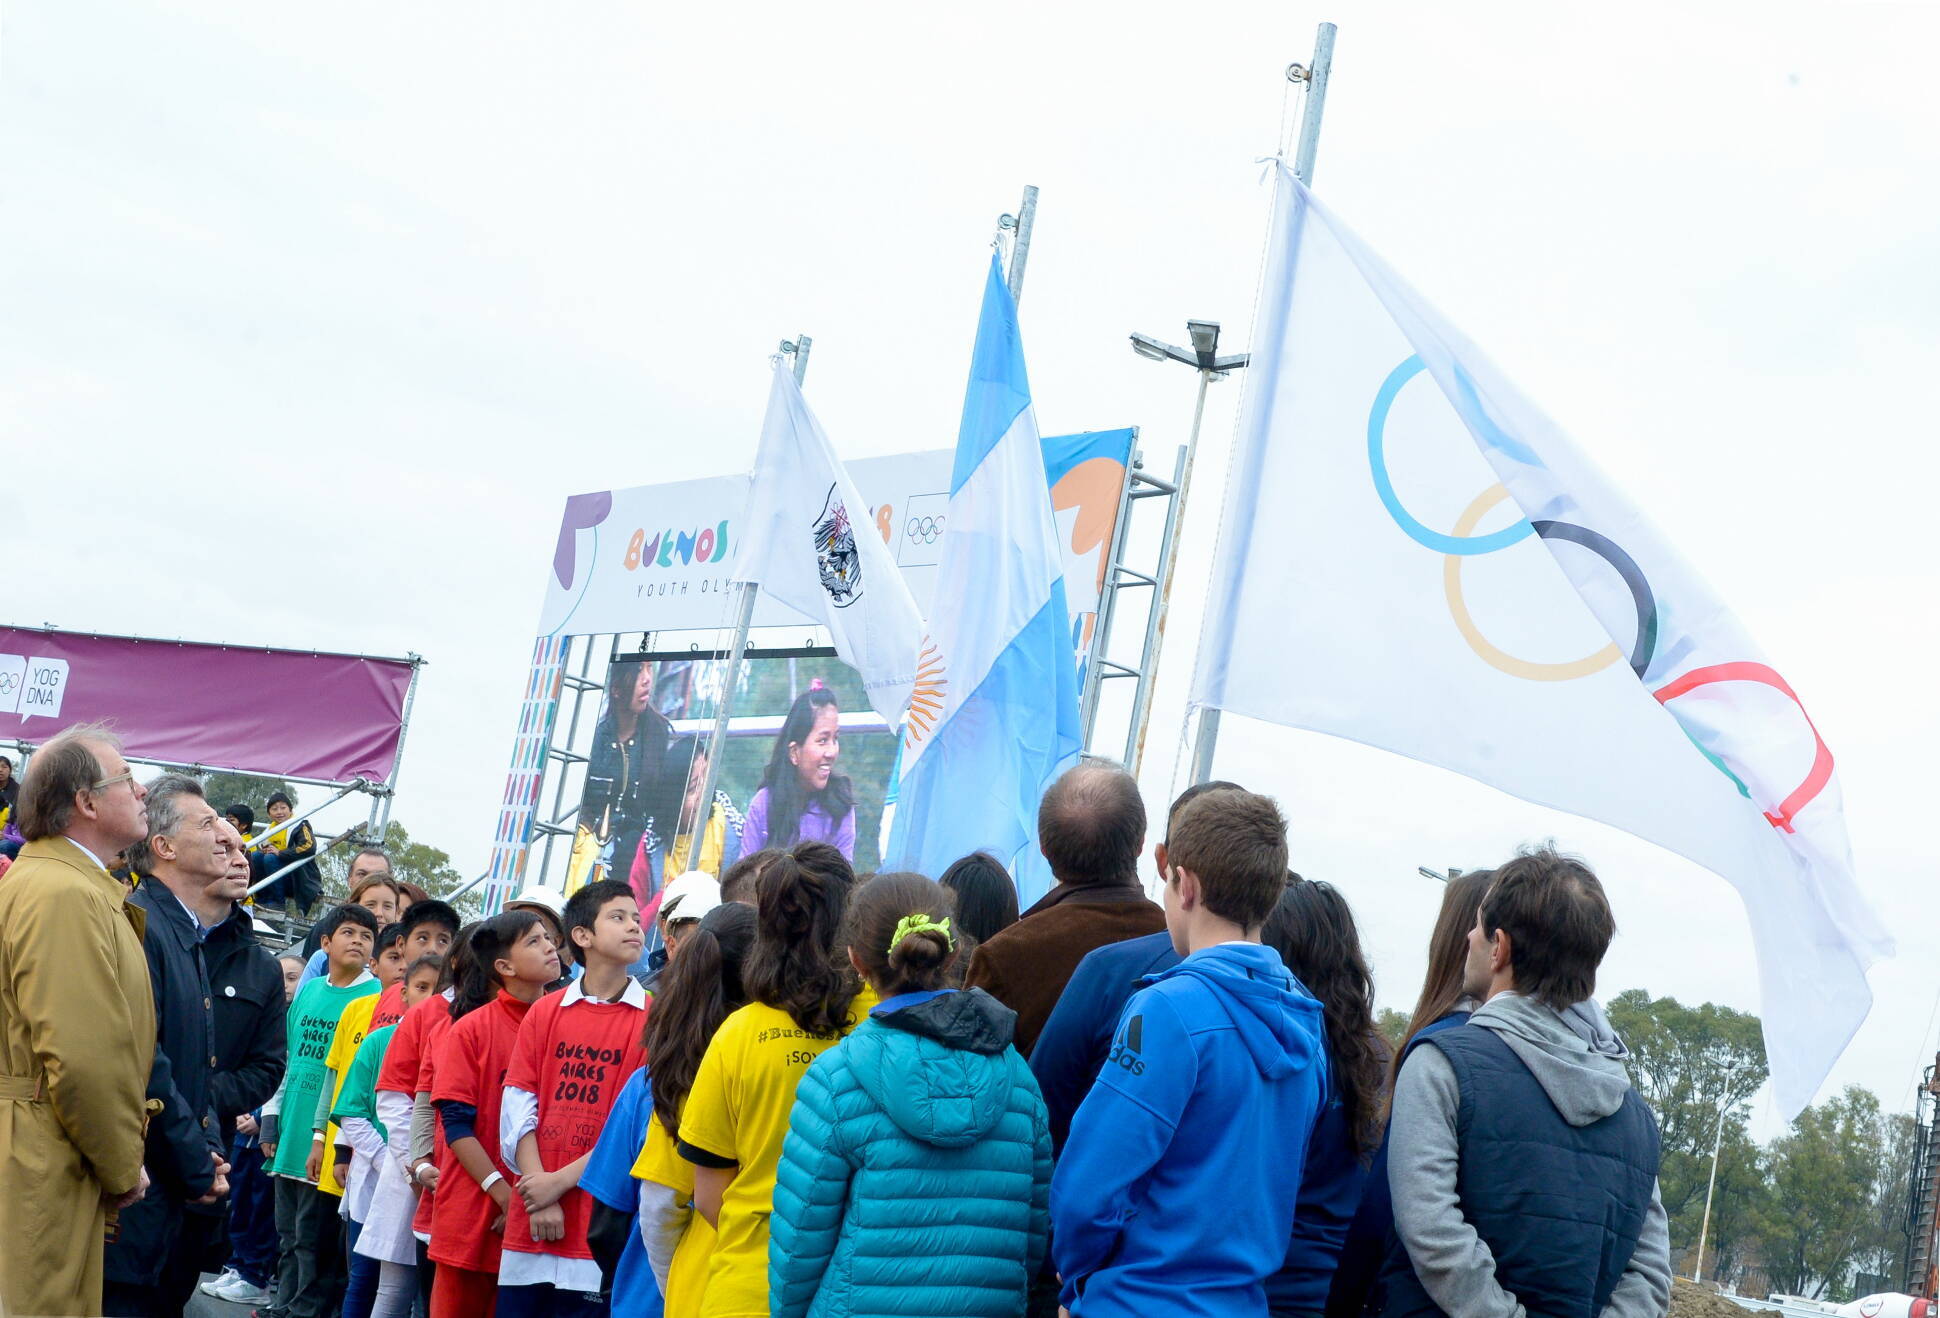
[1693,1073,1738,1285]
[1127,332,1240,776]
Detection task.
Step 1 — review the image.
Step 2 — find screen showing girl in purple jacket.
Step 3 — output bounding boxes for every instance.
[739,683,856,860]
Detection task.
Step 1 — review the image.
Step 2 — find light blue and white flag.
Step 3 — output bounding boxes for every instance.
[1192,163,1890,1116]
[886,256,1082,904]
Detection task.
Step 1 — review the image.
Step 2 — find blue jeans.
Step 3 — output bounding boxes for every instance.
[343,1216,382,1318]
[225,1141,279,1288]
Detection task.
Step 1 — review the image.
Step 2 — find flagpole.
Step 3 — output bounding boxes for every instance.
[682,337,812,864]
[1006,186,1040,304]
[1187,21,1335,786]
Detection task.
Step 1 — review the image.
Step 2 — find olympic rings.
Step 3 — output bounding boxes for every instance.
[905,516,944,545]
[1366,350,1832,833]
[1654,663,1833,833]
[1369,356,1534,556]
[1442,486,1625,681]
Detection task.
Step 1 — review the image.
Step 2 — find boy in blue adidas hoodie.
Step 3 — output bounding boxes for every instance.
[1051,787,1327,1318]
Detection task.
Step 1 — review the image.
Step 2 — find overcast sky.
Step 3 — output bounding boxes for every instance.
[3,2,1934,1129]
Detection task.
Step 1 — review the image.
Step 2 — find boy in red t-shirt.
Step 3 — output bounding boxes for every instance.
[429,912,560,1318]
[497,879,648,1317]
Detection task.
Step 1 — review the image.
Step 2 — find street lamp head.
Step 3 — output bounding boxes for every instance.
[1187,320,1221,355]
[1130,332,1171,362]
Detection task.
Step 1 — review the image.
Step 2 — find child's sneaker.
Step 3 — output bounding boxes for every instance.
[214,1273,273,1305]
[199,1268,240,1298]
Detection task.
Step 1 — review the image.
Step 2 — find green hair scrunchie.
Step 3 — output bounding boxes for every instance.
[889,913,953,955]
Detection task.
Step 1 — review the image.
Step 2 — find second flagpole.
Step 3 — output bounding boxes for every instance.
[684,337,811,851]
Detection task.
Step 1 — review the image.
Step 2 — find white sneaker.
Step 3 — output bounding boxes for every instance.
[199,1270,240,1298]
[214,1274,273,1305]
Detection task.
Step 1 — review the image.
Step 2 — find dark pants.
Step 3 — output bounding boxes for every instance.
[495,1282,610,1318]
[157,1212,225,1315]
[343,1217,381,1318]
[273,1178,348,1318]
[415,1236,435,1318]
[228,1142,279,1287]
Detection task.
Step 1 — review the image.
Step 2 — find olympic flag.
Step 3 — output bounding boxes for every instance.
[1192,164,1891,1116]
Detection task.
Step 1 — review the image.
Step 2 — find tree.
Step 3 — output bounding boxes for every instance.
[1606,989,1768,1253]
[1760,1086,1890,1299]
[1857,1112,1922,1293]
[318,818,462,903]
[195,771,297,820]
[1376,1007,1411,1054]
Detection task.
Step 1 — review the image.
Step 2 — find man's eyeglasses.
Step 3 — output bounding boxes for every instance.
[89,771,136,794]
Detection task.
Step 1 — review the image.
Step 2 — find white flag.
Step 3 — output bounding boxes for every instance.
[1193,164,1891,1117]
[734,363,923,726]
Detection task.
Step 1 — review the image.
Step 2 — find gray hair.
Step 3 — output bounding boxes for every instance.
[19,723,120,841]
[125,773,207,874]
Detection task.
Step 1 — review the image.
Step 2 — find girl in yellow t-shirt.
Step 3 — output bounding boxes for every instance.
[631,901,757,1313]
[674,842,874,1318]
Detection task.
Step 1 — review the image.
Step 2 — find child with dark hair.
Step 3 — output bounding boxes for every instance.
[429,911,560,1318]
[336,953,444,1318]
[676,842,869,1317]
[399,899,461,962]
[716,848,780,906]
[938,850,1020,945]
[1051,790,1327,1318]
[261,789,321,916]
[632,902,757,1314]
[736,685,856,859]
[262,903,380,1318]
[770,873,1051,1318]
[497,880,648,1316]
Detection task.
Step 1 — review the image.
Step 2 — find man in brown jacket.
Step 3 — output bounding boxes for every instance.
[0,726,157,1317]
[964,761,1164,1054]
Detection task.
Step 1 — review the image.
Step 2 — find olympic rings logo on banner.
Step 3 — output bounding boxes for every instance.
[906,515,944,546]
[1368,353,1830,833]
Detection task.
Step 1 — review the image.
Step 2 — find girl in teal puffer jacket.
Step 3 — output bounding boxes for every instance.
[769,872,1052,1318]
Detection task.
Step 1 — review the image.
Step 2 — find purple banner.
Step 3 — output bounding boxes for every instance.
[0,628,416,784]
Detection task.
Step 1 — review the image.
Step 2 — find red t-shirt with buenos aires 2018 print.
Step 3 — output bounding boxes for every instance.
[428,992,532,1272]
[501,987,647,1261]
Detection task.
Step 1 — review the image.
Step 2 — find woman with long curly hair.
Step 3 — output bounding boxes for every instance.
[1262,877,1387,1318]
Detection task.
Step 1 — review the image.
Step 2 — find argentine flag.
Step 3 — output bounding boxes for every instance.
[886,255,1082,904]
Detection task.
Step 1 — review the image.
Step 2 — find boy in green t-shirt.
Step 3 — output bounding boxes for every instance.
[261,904,379,1318]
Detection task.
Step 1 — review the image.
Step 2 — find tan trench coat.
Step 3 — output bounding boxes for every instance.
[0,837,156,1317]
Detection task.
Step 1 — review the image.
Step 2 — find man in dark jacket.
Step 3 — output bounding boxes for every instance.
[107,775,232,1317]
[1383,848,1671,1318]
[1028,779,1243,1152]
[964,762,1165,1056]
[192,818,288,1306]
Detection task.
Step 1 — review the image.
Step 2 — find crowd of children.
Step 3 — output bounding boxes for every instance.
[180,768,1659,1318]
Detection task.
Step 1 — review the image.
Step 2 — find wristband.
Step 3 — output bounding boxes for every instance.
[480,1171,504,1193]
[411,1160,435,1186]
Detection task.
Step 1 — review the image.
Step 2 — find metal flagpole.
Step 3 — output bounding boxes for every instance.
[1187,20,1335,785]
[683,337,812,862]
[1006,186,1040,305]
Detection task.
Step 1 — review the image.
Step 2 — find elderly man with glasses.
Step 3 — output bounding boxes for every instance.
[0,723,159,1317]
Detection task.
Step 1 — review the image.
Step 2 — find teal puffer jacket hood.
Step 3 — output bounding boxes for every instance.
[769,988,1053,1318]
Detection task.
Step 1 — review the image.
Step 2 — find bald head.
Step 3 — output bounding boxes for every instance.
[1037,761,1146,888]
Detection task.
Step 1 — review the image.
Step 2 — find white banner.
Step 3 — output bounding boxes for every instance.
[1193,165,1890,1116]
